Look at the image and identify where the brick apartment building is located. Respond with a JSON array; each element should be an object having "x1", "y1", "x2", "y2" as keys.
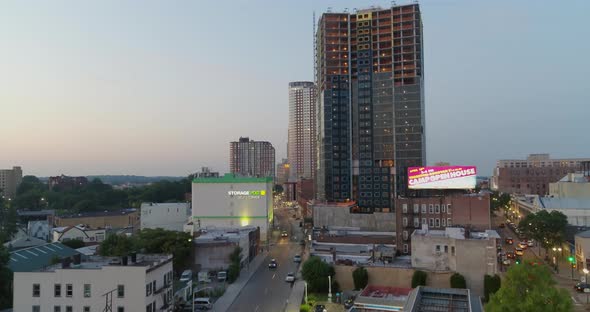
[
  {"x1": 491, "y1": 154, "x2": 590, "y2": 195},
  {"x1": 395, "y1": 193, "x2": 491, "y2": 254}
]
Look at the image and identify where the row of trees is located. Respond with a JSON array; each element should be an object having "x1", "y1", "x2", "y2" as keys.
[
  {"x1": 518, "y1": 210, "x2": 568, "y2": 253},
  {"x1": 11, "y1": 175, "x2": 191, "y2": 213},
  {"x1": 99, "y1": 228, "x2": 192, "y2": 273}
]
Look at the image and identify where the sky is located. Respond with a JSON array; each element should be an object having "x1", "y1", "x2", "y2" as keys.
[{"x1": 1, "y1": 0, "x2": 589, "y2": 177}]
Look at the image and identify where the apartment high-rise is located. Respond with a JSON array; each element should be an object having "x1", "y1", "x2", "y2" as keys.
[
  {"x1": 288, "y1": 81, "x2": 317, "y2": 181},
  {"x1": 230, "y1": 137, "x2": 275, "y2": 178},
  {"x1": 315, "y1": 4, "x2": 425, "y2": 212},
  {"x1": 0, "y1": 166, "x2": 23, "y2": 199}
]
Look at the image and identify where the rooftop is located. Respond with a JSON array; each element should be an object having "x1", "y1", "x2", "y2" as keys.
[
  {"x1": 355, "y1": 285, "x2": 412, "y2": 309},
  {"x1": 17, "y1": 209, "x2": 55, "y2": 217},
  {"x1": 538, "y1": 197, "x2": 590, "y2": 210},
  {"x1": 404, "y1": 286, "x2": 482, "y2": 312},
  {"x1": 413, "y1": 227, "x2": 500, "y2": 240},
  {"x1": 195, "y1": 227, "x2": 258, "y2": 244},
  {"x1": 192, "y1": 173, "x2": 273, "y2": 184},
  {"x1": 9, "y1": 243, "x2": 81, "y2": 272},
  {"x1": 37, "y1": 254, "x2": 172, "y2": 272},
  {"x1": 58, "y1": 208, "x2": 137, "y2": 219}
]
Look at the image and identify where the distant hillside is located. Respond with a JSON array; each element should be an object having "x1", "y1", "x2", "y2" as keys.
[{"x1": 87, "y1": 175, "x2": 185, "y2": 185}]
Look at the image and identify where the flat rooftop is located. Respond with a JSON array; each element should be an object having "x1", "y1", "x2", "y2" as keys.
[
  {"x1": 405, "y1": 286, "x2": 482, "y2": 312},
  {"x1": 38, "y1": 254, "x2": 172, "y2": 272},
  {"x1": 355, "y1": 285, "x2": 412, "y2": 308},
  {"x1": 192, "y1": 173, "x2": 272, "y2": 184},
  {"x1": 58, "y1": 208, "x2": 137, "y2": 219},
  {"x1": 413, "y1": 227, "x2": 500, "y2": 240}
]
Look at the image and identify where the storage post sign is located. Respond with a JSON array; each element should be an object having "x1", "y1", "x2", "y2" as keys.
[
  {"x1": 228, "y1": 190, "x2": 267, "y2": 199},
  {"x1": 408, "y1": 166, "x2": 477, "y2": 190}
]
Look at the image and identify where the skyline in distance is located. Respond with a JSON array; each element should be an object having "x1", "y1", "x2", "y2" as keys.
[{"x1": 1, "y1": 0, "x2": 589, "y2": 177}]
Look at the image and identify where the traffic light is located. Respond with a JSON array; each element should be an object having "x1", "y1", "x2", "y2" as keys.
[
  {"x1": 573, "y1": 263, "x2": 577, "y2": 269},
  {"x1": 568, "y1": 256, "x2": 575, "y2": 263},
  {"x1": 515, "y1": 259, "x2": 521, "y2": 265}
]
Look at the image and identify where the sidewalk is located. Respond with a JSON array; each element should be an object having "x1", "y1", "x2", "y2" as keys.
[
  {"x1": 212, "y1": 252, "x2": 267, "y2": 312},
  {"x1": 284, "y1": 232, "x2": 310, "y2": 312}
]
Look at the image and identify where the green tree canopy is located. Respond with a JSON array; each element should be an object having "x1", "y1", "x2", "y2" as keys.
[
  {"x1": 412, "y1": 270, "x2": 428, "y2": 288},
  {"x1": 491, "y1": 192, "x2": 511, "y2": 212},
  {"x1": 99, "y1": 234, "x2": 138, "y2": 257},
  {"x1": 450, "y1": 273, "x2": 466, "y2": 289},
  {"x1": 135, "y1": 228, "x2": 192, "y2": 272},
  {"x1": 301, "y1": 256, "x2": 335, "y2": 293},
  {"x1": 486, "y1": 263, "x2": 572, "y2": 312},
  {"x1": 0, "y1": 243, "x2": 13, "y2": 309},
  {"x1": 352, "y1": 266, "x2": 369, "y2": 290},
  {"x1": 518, "y1": 210, "x2": 568, "y2": 249}
]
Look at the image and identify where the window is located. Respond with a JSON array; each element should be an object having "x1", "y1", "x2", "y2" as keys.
[
  {"x1": 66, "y1": 307, "x2": 72, "y2": 312},
  {"x1": 421, "y1": 218, "x2": 426, "y2": 225},
  {"x1": 54, "y1": 284, "x2": 61, "y2": 297},
  {"x1": 117, "y1": 285, "x2": 125, "y2": 298},
  {"x1": 447, "y1": 204, "x2": 452, "y2": 214},
  {"x1": 402, "y1": 204, "x2": 408, "y2": 213},
  {"x1": 84, "y1": 284, "x2": 91, "y2": 298},
  {"x1": 421, "y1": 204, "x2": 426, "y2": 213},
  {"x1": 435, "y1": 218, "x2": 440, "y2": 227},
  {"x1": 442, "y1": 204, "x2": 446, "y2": 213},
  {"x1": 146, "y1": 283, "x2": 151, "y2": 296},
  {"x1": 33, "y1": 306, "x2": 40, "y2": 312},
  {"x1": 54, "y1": 306, "x2": 61, "y2": 312},
  {"x1": 118, "y1": 308, "x2": 124, "y2": 312},
  {"x1": 414, "y1": 217, "x2": 420, "y2": 227},
  {"x1": 83, "y1": 307, "x2": 90, "y2": 312},
  {"x1": 429, "y1": 204, "x2": 434, "y2": 214},
  {"x1": 33, "y1": 284, "x2": 40, "y2": 297},
  {"x1": 152, "y1": 302, "x2": 156, "y2": 311},
  {"x1": 447, "y1": 218, "x2": 452, "y2": 226},
  {"x1": 436, "y1": 245, "x2": 441, "y2": 252},
  {"x1": 429, "y1": 218, "x2": 434, "y2": 227},
  {"x1": 146, "y1": 304, "x2": 152, "y2": 312},
  {"x1": 413, "y1": 204, "x2": 419, "y2": 213},
  {"x1": 403, "y1": 244, "x2": 409, "y2": 253},
  {"x1": 403, "y1": 231, "x2": 409, "y2": 240},
  {"x1": 444, "y1": 245, "x2": 449, "y2": 253},
  {"x1": 152, "y1": 281, "x2": 156, "y2": 293},
  {"x1": 402, "y1": 217, "x2": 408, "y2": 227},
  {"x1": 66, "y1": 284, "x2": 73, "y2": 297},
  {"x1": 451, "y1": 246, "x2": 455, "y2": 255},
  {"x1": 435, "y1": 204, "x2": 440, "y2": 213},
  {"x1": 442, "y1": 218, "x2": 446, "y2": 227}
]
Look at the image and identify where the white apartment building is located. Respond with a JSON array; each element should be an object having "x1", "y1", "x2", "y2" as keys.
[
  {"x1": 288, "y1": 81, "x2": 317, "y2": 180},
  {"x1": 141, "y1": 202, "x2": 190, "y2": 232},
  {"x1": 52, "y1": 225, "x2": 106, "y2": 244},
  {"x1": 411, "y1": 227, "x2": 500, "y2": 295},
  {"x1": 13, "y1": 254, "x2": 174, "y2": 312}
]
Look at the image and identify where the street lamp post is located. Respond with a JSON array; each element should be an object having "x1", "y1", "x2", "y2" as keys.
[
  {"x1": 584, "y1": 269, "x2": 590, "y2": 303},
  {"x1": 328, "y1": 275, "x2": 332, "y2": 302},
  {"x1": 304, "y1": 281, "x2": 308, "y2": 304}
]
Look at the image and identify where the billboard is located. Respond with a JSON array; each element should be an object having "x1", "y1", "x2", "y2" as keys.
[{"x1": 408, "y1": 166, "x2": 477, "y2": 190}]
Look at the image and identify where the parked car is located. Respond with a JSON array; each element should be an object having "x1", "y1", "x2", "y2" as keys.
[
  {"x1": 496, "y1": 244, "x2": 502, "y2": 251},
  {"x1": 179, "y1": 270, "x2": 193, "y2": 282},
  {"x1": 268, "y1": 259, "x2": 278, "y2": 269},
  {"x1": 194, "y1": 297, "x2": 212, "y2": 310},
  {"x1": 505, "y1": 237, "x2": 514, "y2": 245},
  {"x1": 515, "y1": 248, "x2": 524, "y2": 256},
  {"x1": 217, "y1": 271, "x2": 227, "y2": 282},
  {"x1": 197, "y1": 271, "x2": 211, "y2": 283},
  {"x1": 314, "y1": 304, "x2": 327, "y2": 312},
  {"x1": 575, "y1": 282, "x2": 590, "y2": 292},
  {"x1": 344, "y1": 298, "x2": 354, "y2": 309},
  {"x1": 527, "y1": 240, "x2": 535, "y2": 247},
  {"x1": 293, "y1": 254, "x2": 302, "y2": 263},
  {"x1": 506, "y1": 251, "x2": 515, "y2": 259},
  {"x1": 281, "y1": 231, "x2": 289, "y2": 237},
  {"x1": 285, "y1": 272, "x2": 296, "y2": 282}
]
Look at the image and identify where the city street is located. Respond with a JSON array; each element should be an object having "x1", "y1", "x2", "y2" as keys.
[
  {"x1": 492, "y1": 212, "x2": 588, "y2": 311},
  {"x1": 228, "y1": 202, "x2": 305, "y2": 312}
]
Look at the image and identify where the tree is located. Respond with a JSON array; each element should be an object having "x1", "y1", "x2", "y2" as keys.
[
  {"x1": 450, "y1": 273, "x2": 466, "y2": 289},
  {"x1": 518, "y1": 210, "x2": 568, "y2": 252},
  {"x1": 227, "y1": 246, "x2": 243, "y2": 283},
  {"x1": 62, "y1": 239, "x2": 85, "y2": 249},
  {"x1": 99, "y1": 234, "x2": 137, "y2": 257},
  {"x1": 486, "y1": 264, "x2": 572, "y2": 312},
  {"x1": 412, "y1": 270, "x2": 427, "y2": 288},
  {"x1": 352, "y1": 266, "x2": 369, "y2": 290},
  {"x1": 136, "y1": 229, "x2": 192, "y2": 273},
  {"x1": 490, "y1": 192, "x2": 511, "y2": 212},
  {"x1": 301, "y1": 256, "x2": 335, "y2": 293},
  {"x1": 0, "y1": 243, "x2": 13, "y2": 309},
  {"x1": 0, "y1": 197, "x2": 18, "y2": 241},
  {"x1": 72, "y1": 199, "x2": 98, "y2": 212},
  {"x1": 484, "y1": 274, "x2": 501, "y2": 302},
  {"x1": 273, "y1": 184, "x2": 284, "y2": 194}
]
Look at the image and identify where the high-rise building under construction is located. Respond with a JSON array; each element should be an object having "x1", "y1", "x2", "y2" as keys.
[{"x1": 315, "y1": 3, "x2": 425, "y2": 212}]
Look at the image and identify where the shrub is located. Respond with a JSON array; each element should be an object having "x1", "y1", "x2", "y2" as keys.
[
  {"x1": 352, "y1": 266, "x2": 369, "y2": 290},
  {"x1": 227, "y1": 263, "x2": 240, "y2": 283},
  {"x1": 450, "y1": 273, "x2": 466, "y2": 289},
  {"x1": 411, "y1": 270, "x2": 427, "y2": 288},
  {"x1": 300, "y1": 305, "x2": 311, "y2": 312}
]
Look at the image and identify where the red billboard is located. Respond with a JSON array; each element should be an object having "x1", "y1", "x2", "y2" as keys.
[{"x1": 408, "y1": 166, "x2": 477, "y2": 190}]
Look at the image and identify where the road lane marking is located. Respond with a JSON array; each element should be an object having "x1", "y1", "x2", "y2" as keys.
[{"x1": 272, "y1": 273, "x2": 276, "y2": 279}]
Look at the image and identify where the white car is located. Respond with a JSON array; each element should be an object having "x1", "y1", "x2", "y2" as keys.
[
  {"x1": 293, "y1": 255, "x2": 302, "y2": 263},
  {"x1": 285, "y1": 272, "x2": 295, "y2": 282},
  {"x1": 527, "y1": 240, "x2": 535, "y2": 247},
  {"x1": 179, "y1": 270, "x2": 192, "y2": 282}
]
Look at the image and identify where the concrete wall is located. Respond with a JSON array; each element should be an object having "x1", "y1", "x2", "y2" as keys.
[
  {"x1": 54, "y1": 212, "x2": 140, "y2": 231},
  {"x1": 313, "y1": 206, "x2": 395, "y2": 231},
  {"x1": 334, "y1": 265, "x2": 452, "y2": 291},
  {"x1": 194, "y1": 243, "x2": 236, "y2": 271},
  {"x1": 550, "y1": 182, "x2": 590, "y2": 198},
  {"x1": 140, "y1": 203, "x2": 190, "y2": 232}
]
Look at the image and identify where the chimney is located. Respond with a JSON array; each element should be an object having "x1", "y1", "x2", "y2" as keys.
[{"x1": 122, "y1": 256, "x2": 128, "y2": 266}]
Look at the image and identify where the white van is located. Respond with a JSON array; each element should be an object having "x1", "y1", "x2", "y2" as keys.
[
  {"x1": 179, "y1": 270, "x2": 192, "y2": 282},
  {"x1": 194, "y1": 297, "x2": 212, "y2": 310}
]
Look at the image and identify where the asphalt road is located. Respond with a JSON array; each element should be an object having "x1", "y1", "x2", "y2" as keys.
[{"x1": 228, "y1": 205, "x2": 305, "y2": 312}]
